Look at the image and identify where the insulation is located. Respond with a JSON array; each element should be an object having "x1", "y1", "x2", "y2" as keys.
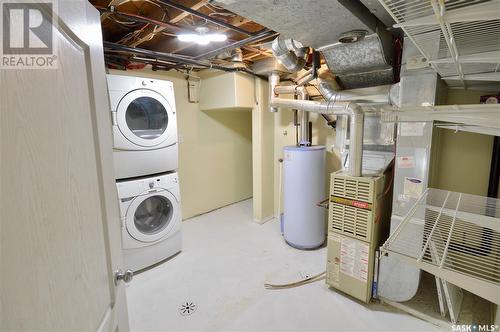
[{"x1": 214, "y1": 0, "x2": 377, "y2": 48}]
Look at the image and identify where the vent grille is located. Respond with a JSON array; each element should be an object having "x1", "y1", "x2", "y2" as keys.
[
  {"x1": 330, "y1": 203, "x2": 371, "y2": 241},
  {"x1": 332, "y1": 177, "x2": 372, "y2": 203}
]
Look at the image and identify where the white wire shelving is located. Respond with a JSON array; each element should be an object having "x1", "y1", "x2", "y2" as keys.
[
  {"x1": 380, "y1": 188, "x2": 500, "y2": 305},
  {"x1": 380, "y1": 102, "x2": 500, "y2": 136},
  {"x1": 378, "y1": 0, "x2": 500, "y2": 87}
]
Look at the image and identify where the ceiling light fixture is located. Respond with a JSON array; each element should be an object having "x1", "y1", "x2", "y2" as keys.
[{"x1": 177, "y1": 27, "x2": 227, "y2": 46}]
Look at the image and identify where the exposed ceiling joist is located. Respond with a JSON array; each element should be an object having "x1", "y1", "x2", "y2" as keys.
[
  {"x1": 100, "y1": 0, "x2": 129, "y2": 23},
  {"x1": 166, "y1": 15, "x2": 251, "y2": 55},
  {"x1": 127, "y1": 0, "x2": 208, "y2": 47},
  {"x1": 91, "y1": 0, "x2": 273, "y2": 69},
  {"x1": 157, "y1": 0, "x2": 256, "y2": 36}
]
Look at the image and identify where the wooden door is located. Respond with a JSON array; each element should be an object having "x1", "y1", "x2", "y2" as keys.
[{"x1": 0, "y1": 1, "x2": 129, "y2": 330}]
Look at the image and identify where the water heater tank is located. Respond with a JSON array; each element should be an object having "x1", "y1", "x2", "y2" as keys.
[{"x1": 283, "y1": 145, "x2": 326, "y2": 249}]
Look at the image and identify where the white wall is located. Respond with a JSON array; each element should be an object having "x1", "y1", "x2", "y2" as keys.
[{"x1": 252, "y1": 78, "x2": 275, "y2": 223}]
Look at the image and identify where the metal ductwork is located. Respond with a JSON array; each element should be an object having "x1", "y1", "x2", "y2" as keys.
[
  {"x1": 319, "y1": 30, "x2": 394, "y2": 89},
  {"x1": 271, "y1": 37, "x2": 308, "y2": 73},
  {"x1": 214, "y1": 0, "x2": 378, "y2": 48},
  {"x1": 214, "y1": 0, "x2": 395, "y2": 89}
]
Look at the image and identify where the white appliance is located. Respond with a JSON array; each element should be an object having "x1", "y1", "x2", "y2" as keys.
[
  {"x1": 283, "y1": 145, "x2": 326, "y2": 249},
  {"x1": 107, "y1": 74, "x2": 178, "y2": 179},
  {"x1": 117, "y1": 172, "x2": 182, "y2": 271}
]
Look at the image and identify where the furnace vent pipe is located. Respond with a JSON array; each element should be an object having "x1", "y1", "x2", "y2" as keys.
[
  {"x1": 271, "y1": 37, "x2": 308, "y2": 73},
  {"x1": 269, "y1": 71, "x2": 280, "y2": 113},
  {"x1": 297, "y1": 87, "x2": 310, "y2": 147},
  {"x1": 270, "y1": 96, "x2": 364, "y2": 177}
]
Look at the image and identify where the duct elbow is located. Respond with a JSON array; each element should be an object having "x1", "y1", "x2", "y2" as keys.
[
  {"x1": 346, "y1": 102, "x2": 363, "y2": 118},
  {"x1": 271, "y1": 36, "x2": 308, "y2": 73}
]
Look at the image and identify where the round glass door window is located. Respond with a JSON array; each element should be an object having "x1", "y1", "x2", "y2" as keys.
[
  {"x1": 134, "y1": 195, "x2": 173, "y2": 235},
  {"x1": 126, "y1": 96, "x2": 169, "y2": 140}
]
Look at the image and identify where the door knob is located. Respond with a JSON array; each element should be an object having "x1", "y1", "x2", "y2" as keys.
[{"x1": 114, "y1": 269, "x2": 134, "y2": 285}]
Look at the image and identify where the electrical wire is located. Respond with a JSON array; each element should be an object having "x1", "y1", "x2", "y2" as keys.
[
  {"x1": 111, "y1": 0, "x2": 170, "y2": 44},
  {"x1": 207, "y1": 2, "x2": 227, "y2": 11},
  {"x1": 264, "y1": 271, "x2": 326, "y2": 289}
]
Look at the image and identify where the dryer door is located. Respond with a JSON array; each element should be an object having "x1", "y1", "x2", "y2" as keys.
[
  {"x1": 125, "y1": 190, "x2": 179, "y2": 243},
  {"x1": 116, "y1": 89, "x2": 174, "y2": 148}
]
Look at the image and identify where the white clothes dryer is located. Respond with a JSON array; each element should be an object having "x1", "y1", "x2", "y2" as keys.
[
  {"x1": 117, "y1": 172, "x2": 182, "y2": 271},
  {"x1": 107, "y1": 74, "x2": 178, "y2": 179}
]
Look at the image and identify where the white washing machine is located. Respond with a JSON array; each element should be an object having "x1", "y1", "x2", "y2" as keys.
[
  {"x1": 107, "y1": 74, "x2": 178, "y2": 179},
  {"x1": 117, "y1": 172, "x2": 182, "y2": 271}
]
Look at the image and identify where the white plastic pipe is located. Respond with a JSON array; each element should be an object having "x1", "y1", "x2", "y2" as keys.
[
  {"x1": 268, "y1": 71, "x2": 280, "y2": 113},
  {"x1": 297, "y1": 87, "x2": 310, "y2": 146},
  {"x1": 270, "y1": 96, "x2": 364, "y2": 177}
]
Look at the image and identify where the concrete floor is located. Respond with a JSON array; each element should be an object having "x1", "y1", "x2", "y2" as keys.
[{"x1": 126, "y1": 199, "x2": 439, "y2": 331}]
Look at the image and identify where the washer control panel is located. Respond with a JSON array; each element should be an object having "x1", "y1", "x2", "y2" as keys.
[
  {"x1": 145, "y1": 174, "x2": 178, "y2": 191},
  {"x1": 116, "y1": 173, "x2": 178, "y2": 199}
]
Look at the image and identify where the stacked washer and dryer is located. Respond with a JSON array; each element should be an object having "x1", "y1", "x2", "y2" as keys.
[{"x1": 107, "y1": 75, "x2": 182, "y2": 272}]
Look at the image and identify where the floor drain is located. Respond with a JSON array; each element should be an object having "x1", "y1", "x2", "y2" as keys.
[{"x1": 179, "y1": 302, "x2": 197, "y2": 316}]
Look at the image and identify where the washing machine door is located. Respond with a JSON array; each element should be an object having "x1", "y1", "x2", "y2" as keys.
[
  {"x1": 116, "y1": 89, "x2": 174, "y2": 148},
  {"x1": 125, "y1": 190, "x2": 179, "y2": 243}
]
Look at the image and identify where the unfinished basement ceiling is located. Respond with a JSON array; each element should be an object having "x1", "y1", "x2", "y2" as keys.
[
  {"x1": 90, "y1": 0, "x2": 277, "y2": 70},
  {"x1": 213, "y1": 0, "x2": 380, "y2": 48}
]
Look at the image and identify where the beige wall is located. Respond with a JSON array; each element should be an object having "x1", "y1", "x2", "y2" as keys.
[
  {"x1": 433, "y1": 89, "x2": 498, "y2": 197},
  {"x1": 252, "y1": 79, "x2": 275, "y2": 222},
  {"x1": 109, "y1": 68, "x2": 253, "y2": 219}
]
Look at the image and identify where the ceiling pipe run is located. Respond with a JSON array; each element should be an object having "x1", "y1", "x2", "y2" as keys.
[{"x1": 103, "y1": 41, "x2": 262, "y2": 76}]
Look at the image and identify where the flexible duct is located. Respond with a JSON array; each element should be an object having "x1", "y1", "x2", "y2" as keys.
[{"x1": 271, "y1": 37, "x2": 308, "y2": 73}]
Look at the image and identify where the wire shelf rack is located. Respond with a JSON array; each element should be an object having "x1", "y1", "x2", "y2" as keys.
[
  {"x1": 378, "y1": 0, "x2": 500, "y2": 86},
  {"x1": 380, "y1": 188, "x2": 500, "y2": 304},
  {"x1": 380, "y1": 103, "x2": 500, "y2": 136}
]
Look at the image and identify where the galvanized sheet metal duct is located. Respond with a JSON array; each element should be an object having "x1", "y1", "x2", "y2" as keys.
[{"x1": 215, "y1": 0, "x2": 394, "y2": 89}]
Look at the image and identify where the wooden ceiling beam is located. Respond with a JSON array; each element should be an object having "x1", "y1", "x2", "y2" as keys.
[
  {"x1": 100, "y1": 0, "x2": 129, "y2": 23},
  {"x1": 126, "y1": 0, "x2": 208, "y2": 47}
]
